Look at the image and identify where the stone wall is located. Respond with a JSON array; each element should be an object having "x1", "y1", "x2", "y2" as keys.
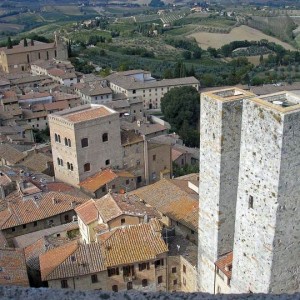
[
  {"x1": 0, "y1": 285, "x2": 298, "y2": 299},
  {"x1": 198, "y1": 90, "x2": 247, "y2": 293},
  {"x1": 231, "y1": 99, "x2": 300, "y2": 293}
]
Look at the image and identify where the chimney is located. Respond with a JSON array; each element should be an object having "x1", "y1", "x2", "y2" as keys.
[
  {"x1": 70, "y1": 201, "x2": 76, "y2": 208},
  {"x1": 52, "y1": 197, "x2": 59, "y2": 204}
]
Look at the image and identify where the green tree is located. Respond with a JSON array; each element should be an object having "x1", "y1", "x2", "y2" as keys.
[
  {"x1": 7, "y1": 36, "x2": 12, "y2": 49},
  {"x1": 161, "y1": 86, "x2": 200, "y2": 147},
  {"x1": 163, "y1": 68, "x2": 173, "y2": 79}
]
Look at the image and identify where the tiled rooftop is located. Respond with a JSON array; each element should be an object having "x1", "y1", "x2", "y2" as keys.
[
  {"x1": 79, "y1": 169, "x2": 135, "y2": 193},
  {"x1": 0, "y1": 143, "x2": 27, "y2": 164},
  {"x1": 40, "y1": 220, "x2": 167, "y2": 281},
  {"x1": 215, "y1": 251, "x2": 233, "y2": 279},
  {"x1": 75, "y1": 199, "x2": 98, "y2": 225},
  {"x1": 94, "y1": 193, "x2": 160, "y2": 223},
  {"x1": 130, "y1": 178, "x2": 199, "y2": 231},
  {"x1": 41, "y1": 240, "x2": 106, "y2": 281},
  {"x1": 104, "y1": 220, "x2": 167, "y2": 267},
  {"x1": 52, "y1": 105, "x2": 115, "y2": 123},
  {"x1": 0, "y1": 191, "x2": 89, "y2": 229}
]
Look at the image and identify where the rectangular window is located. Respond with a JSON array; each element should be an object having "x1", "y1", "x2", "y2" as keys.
[
  {"x1": 61, "y1": 280, "x2": 68, "y2": 288},
  {"x1": 139, "y1": 262, "x2": 150, "y2": 271},
  {"x1": 173, "y1": 279, "x2": 177, "y2": 285},
  {"x1": 108, "y1": 268, "x2": 119, "y2": 277},
  {"x1": 158, "y1": 276, "x2": 163, "y2": 284},
  {"x1": 81, "y1": 138, "x2": 89, "y2": 148},
  {"x1": 183, "y1": 265, "x2": 186, "y2": 273},
  {"x1": 91, "y1": 274, "x2": 98, "y2": 283},
  {"x1": 155, "y1": 259, "x2": 164, "y2": 268},
  {"x1": 153, "y1": 154, "x2": 156, "y2": 161},
  {"x1": 112, "y1": 285, "x2": 118, "y2": 292},
  {"x1": 172, "y1": 267, "x2": 176, "y2": 273},
  {"x1": 121, "y1": 218, "x2": 125, "y2": 225},
  {"x1": 249, "y1": 195, "x2": 254, "y2": 209}
]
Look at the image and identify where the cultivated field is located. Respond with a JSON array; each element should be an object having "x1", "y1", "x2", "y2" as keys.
[
  {"x1": 188, "y1": 25, "x2": 296, "y2": 50},
  {"x1": 0, "y1": 23, "x2": 24, "y2": 32}
]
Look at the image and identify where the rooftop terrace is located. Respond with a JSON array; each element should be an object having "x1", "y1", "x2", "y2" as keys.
[
  {"x1": 205, "y1": 88, "x2": 255, "y2": 102},
  {"x1": 255, "y1": 91, "x2": 300, "y2": 113}
]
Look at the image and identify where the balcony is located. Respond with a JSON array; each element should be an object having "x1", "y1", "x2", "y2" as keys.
[{"x1": 123, "y1": 275, "x2": 136, "y2": 282}]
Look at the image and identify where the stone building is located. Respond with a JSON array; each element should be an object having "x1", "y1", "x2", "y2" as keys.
[
  {"x1": 75, "y1": 192, "x2": 160, "y2": 243},
  {"x1": 0, "y1": 33, "x2": 67, "y2": 74},
  {"x1": 106, "y1": 70, "x2": 200, "y2": 109},
  {"x1": 40, "y1": 220, "x2": 168, "y2": 292},
  {"x1": 198, "y1": 88, "x2": 300, "y2": 294},
  {"x1": 48, "y1": 104, "x2": 123, "y2": 186}
]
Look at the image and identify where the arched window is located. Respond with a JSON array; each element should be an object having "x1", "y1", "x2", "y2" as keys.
[
  {"x1": 68, "y1": 139, "x2": 71, "y2": 147},
  {"x1": 58, "y1": 135, "x2": 61, "y2": 143},
  {"x1": 65, "y1": 137, "x2": 68, "y2": 146},
  {"x1": 57, "y1": 157, "x2": 60, "y2": 165},
  {"x1": 102, "y1": 133, "x2": 108, "y2": 142},
  {"x1": 84, "y1": 163, "x2": 90, "y2": 172},
  {"x1": 55, "y1": 134, "x2": 58, "y2": 142},
  {"x1": 105, "y1": 159, "x2": 110, "y2": 166},
  {"x1": 60, "y1": 159, "x2": 63, "y2": 166},
  {"x1": 70, "y1": 164, "x2": 73, "y2": 171},
  {"x1": 67, "y1": 162, "x2": 70, "y2": 170}
]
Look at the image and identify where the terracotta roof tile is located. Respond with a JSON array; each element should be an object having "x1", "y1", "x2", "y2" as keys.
[
  {"x1": 79, "y1": 169, "x2": 118, "y2": 192},
  {"x1": 64, "y1": 106, "x2": 112, "y2": 123},
  {"x1": 0, "y1": 41, "x2": 55, "y2": 55},
  {"x1": 215, "y1": 251, "x2": 233, "y2": 279},
  {"x1": 0, "y1": 191, "x2": 89, "y2": 229},
  {"x1": 103, "y1": 221, "x2": 168, "y2": 267},
  {"x1": 79, "y1": 169, "x2": 134, "y2": 193},
  {"x1": 40, "y1": 240, "x2": 78, "y2": 280},
  {"x1": 75, "y1": 199, "x2": 98, "y2": 225},
  {"x1": 21, "y1": 152, "x2": 52, "y2": 173},
  {"x1": 172, "y1": 148, "x2": 183, "y2": 161},
  {"x1": 0, "y1": 143, "x2": 27, "y2": 164},
  {"x1": 41, "y1": 241, "x2": 106, "y2": 281},
  {"x1": 0, "y1": 248, "x2": 29, "y2": 286},
  {"x1": 40, "y1": 220, "x2": 166, "y2": 281},
  {"x1": 130, "y1": 179, "x2": 199, "y2": 231}
]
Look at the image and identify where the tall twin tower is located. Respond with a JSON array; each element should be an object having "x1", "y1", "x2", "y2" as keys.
[{"x1": 198, "y1": 88, "x2": 300, "y2": 294}]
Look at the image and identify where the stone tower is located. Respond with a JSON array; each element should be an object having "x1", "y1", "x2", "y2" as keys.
[
  {"x1": 198, "y1": 88, "x2": 255, "y2": 293},
  {"x1": 54, "y1": 31, "x2": 68, "y2": 60},
  {"x1": 231, "y1": 91, "x2": 300, "y2": 293}
]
